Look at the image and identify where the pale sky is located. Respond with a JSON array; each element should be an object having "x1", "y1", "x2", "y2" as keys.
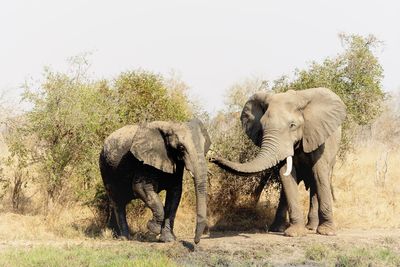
[{"x1": 1, "y1": 0, "x2": 399, "y2": 114}]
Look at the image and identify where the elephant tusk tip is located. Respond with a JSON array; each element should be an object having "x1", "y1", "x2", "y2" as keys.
[{"x1": 283, "y1": 156, "x2": 293, "y2": 176}]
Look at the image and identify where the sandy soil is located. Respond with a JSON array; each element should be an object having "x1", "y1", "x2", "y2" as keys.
[{"x1": 1, "y1": 229, "x2": 399, "y2": 266}]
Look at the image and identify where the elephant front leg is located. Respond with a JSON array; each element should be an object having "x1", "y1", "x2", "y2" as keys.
[
  {"x1": 279, "y1": 166, "x2": 307, "y2": 237},
  {"x1": 269, "y1": 188, "x2": 289, "y2": 232},
  {"x1": 313, "y1": 164, "x2": 336, "y2": 236},
  {"x1": 306, "y1": 183, "x2": 319, "y2": 231},
  {"x1": 159, "y1": 177, "x2": 183, "y2": 243}
]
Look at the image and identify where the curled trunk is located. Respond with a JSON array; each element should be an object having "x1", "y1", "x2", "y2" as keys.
[{"x1": 212, "y1": 130, "x2": 292, "y2": 175}]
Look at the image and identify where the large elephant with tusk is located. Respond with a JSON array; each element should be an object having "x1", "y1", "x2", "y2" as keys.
[{"x1": 211, "y1": 88, "x2": 346, "y2": 237}]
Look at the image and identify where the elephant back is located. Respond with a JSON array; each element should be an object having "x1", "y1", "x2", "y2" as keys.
[{"x1": 103, "y1": 125, "x2": 139, "y2": 167}]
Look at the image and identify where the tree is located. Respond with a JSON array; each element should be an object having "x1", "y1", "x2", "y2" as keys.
[
  {"x1": 225, "y1": 76, "x2": 269, "y2": 113},
  {"x1": 272, "y1": 33, "x2": 385, "y2": 154},
  {"x1": 208, "y1": 34, "x2": 386, "y2": 227},
  {"x1": 114, "y1": 70, "x2": 192, "y2": 124},
  {"x1": 207, "y1": 77, "x2": 278, "y2": 230},
  {"x1": 7, "y1": 56, "x2": 194, "y2": 212}
]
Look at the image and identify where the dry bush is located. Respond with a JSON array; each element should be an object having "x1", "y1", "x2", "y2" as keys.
[{"x1": 206, "y1": 111, "x2": 282, "y2": 231}]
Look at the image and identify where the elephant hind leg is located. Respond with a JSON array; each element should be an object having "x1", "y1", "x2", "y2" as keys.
[
  {"x1": 112, "y1": 202, "x2": 131, "y2": 240},
  {"x1": 306, "y1": 183, "x2": 319, "y2": 231},
  {"x1": 103, "y1": 181, "x2": 132, "y2": 240},
  {"x1": 313, "y1": 162, "x2": 336, "y2": 236},
  {"x1": 108, "y1": 207, "x2": 121, "y2": 237}
]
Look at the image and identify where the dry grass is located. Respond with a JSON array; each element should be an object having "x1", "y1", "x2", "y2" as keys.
[
  {"x1": 292, "y1": 143, "x2": 400, "y2": 230},
  {"x1": 333, "y1": 143, "x2": 400, "y2": 229}
]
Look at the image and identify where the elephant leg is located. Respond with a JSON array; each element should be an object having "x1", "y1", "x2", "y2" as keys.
[
  {"x1": 108, "y1": 207, "x2": 121, "y2": 237},
  {"x1": 133, "y1": 181, "x2": 164, "y2": 235},
  {"x1": 279, "y1": 166, "x2": 307, "y2": 237},
  {"x1": 159, "y1": 176, "x2": 183, "y2": 243},
  {"x1": 269, "y1": 188, "x2": 289, "y2": 232},
  {"x1": 306, "y1": 182, "x2": 319, "y2": 231},
  {"x1": 112, "y1": 203, "x2": 131, "y2": 240},
  {"x1": 104, "y1": 181, "x2": 132, "y2": 240},
  {"x1": 313, "y1": 163, "x2": 336, "y2": 236}
]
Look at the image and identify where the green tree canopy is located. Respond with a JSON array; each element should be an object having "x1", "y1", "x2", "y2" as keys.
[
  {"x1": 273, "y1": 33, "x2": 385, "y2": 126},
  {"x1": 7, "y1": 57, "x2": 193, "y2": 210}
]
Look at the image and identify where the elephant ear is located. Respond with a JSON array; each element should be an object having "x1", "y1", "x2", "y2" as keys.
[
  {"x1": 240, "y1": 92, "x2": 270, "y2": 147},
  {"x1": 130, "y1": 126, "x2": 175, "y2": 174},
  {"x1": 299, "y1": 87, "x2": 347, "y2": 153}
]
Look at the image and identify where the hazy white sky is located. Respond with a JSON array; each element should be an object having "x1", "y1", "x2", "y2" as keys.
[{"x1": 1, "y1": 0, "x2": 399, "y2": 113}]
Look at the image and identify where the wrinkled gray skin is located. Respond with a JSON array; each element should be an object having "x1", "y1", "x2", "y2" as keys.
[
  {"x1": 212, "y1": 88, "x2": 346, "y2": 237},
  {"x1": 100, "y1": 118, "x2": 211, "y2": 244}
]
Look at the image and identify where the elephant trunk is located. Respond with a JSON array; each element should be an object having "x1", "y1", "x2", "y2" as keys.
[
  {"x1": 186, "y1": 153, "x2": 208, "y2": 244},
  {"x1": 212, "y1": 129, "x2": 293, "y2": 175}
]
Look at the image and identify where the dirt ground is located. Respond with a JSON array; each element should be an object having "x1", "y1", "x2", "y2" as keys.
[{"x1": 1, "y1": 229, "x2": 399, "y2": 266}]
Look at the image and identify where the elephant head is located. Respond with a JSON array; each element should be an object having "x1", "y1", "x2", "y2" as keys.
[
  {"x1": 212, "y1": 88, "x2": 346, "y2": 175},
  {"x1": 130, "y1": 118, "x2": 211, "y2": 243}
]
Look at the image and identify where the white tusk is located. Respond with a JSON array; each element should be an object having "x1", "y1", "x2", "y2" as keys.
[
  {"x1": 283, "y1": 156, "x2": 293, "y2": 176},
  {"x1": 188, "y1": 171, "x2": 195, "y2": 178}
]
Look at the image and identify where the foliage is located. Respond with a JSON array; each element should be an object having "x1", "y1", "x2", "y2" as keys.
[
  {"x1": 209, "y1": 113, "x2": 262, "y2": 208},
  {"x1": 114, "y1": 70, "x2": 192, "y2": 124},
  {"x1": 208, "y1": 78, "x2": 279, "y2": 229},
  {"x1": 1, "y1": 33, "x2": 390, "y2": 234},
  {"x1": 6, "y1": 55, "x2": 193, "y2": 213},
  {"x1": 225, "y1": 76, "x2": 269, "y2": 112},
  {"x1": 208, "y1": 34, "x2": 386, "y2": 228},
  {"x1": 272, "y1": 34, "x2": 385, "y2": 155},
  {"x1": 0, "y1": 163, "x2": 7, "y2": 201}
]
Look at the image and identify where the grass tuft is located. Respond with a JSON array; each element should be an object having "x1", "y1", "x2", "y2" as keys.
[{"x1": 0, "y1": 244, "x2": 176, "y2": 267}]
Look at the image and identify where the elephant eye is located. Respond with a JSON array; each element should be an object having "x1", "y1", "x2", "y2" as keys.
[{"x1": 289, "y1": 122, "x2": 296, "y2": 129}]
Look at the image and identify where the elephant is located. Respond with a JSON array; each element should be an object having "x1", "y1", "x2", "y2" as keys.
[
  {"x1": 99, "y1": 118, "x2": 211, "y2": 244},
  {"x1": 211, "y1": 87, "x2": 346, "y2": 237}
]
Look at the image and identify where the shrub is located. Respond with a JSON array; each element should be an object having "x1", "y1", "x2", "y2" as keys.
[
  {"x1": 6, "y1": 55, "x2": 193, "y2": 216},
  {"x1": 272, "y1": 34, "x2": 385, "y2": 156}
]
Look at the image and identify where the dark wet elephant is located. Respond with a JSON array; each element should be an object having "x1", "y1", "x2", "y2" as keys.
[
  {"x1": 212, "y1": 88, "x2": 346, "y2": 237},
  {"x1": 100, "y1": 118, "x2": 211, "y2": 243}
]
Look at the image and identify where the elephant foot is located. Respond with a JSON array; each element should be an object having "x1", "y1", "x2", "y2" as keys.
[
  {"x1": 316, "y1": 223, "x2": 336, "y2": 236},
  {"x1": 147, "y1": 219, "x2": 162, "y2": 235},
  {"x1": 284, "y1": 224, "x2": 307, "y2": 237},
  {"x1": 269, "y1": 221, "x2": 289, "y2": 232},
  {"x1": 159, "y1": 228, "x2": 176, "y2": 243},
  {"x1": 305, "y1": 220, "x2": 319, "y2": 231}
]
